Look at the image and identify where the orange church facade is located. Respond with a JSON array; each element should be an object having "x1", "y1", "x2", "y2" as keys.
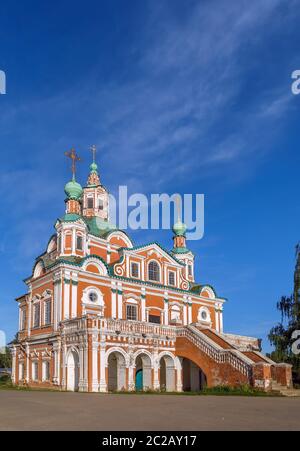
[{"x1": 11, "y1": 150, "x2": 292, "y2": 392}]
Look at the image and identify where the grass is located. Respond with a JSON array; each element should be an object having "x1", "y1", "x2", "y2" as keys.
[
  {"x1": 110, "y1": 385, "x2": 282, "y2": 397},
  {"x1": 0, "y1": 377, "x2": 282, "y2": 396}
]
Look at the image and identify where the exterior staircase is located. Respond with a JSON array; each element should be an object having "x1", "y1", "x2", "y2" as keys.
[{"x1": 177, "y1": 324, "x2": 293, "y2": 391}]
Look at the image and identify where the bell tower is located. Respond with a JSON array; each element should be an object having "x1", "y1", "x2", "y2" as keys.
[{"x1": 82, "y1": 145, "x2": 109, "y2": 221}]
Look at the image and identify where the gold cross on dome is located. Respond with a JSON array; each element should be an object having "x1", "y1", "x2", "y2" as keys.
[
  {"x1": 90, "y1": 144, "x2": 97, "y2": 163},
  {"x1": 65, "y1": 148, "x2": 81, "y2": 179}
]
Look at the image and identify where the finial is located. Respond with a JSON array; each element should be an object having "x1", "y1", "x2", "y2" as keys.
[
  {"x1": 65, "y1": 148, "x2": 81, "y2": 181},
  {"x1": 90, "y1": 144, "x2": 97, "y2": 163},
  {"x1": 175, "y1": 194, "x2": 182, "y2": 222}
]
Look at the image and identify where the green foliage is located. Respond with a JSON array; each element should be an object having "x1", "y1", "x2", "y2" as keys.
[
  {"x1": 0, "y1": 347, "x2": 12, "y2": 369},
  {"x1": 268, "y1": 245, "x2": 300, "y2": 373}
]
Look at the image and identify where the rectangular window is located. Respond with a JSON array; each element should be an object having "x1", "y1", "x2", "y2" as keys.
[
  {"x1": 126, "y1": 304, "x2": 137, "y2": 321},
  {"x1": 33, "y1": 304, "x2": 40, "y2": 328},
  {"x1": 42, "y1": 361, "x2": 50, "y2": 381},
  {"x1": 188, "y1": 264, "x2": 193, "y2": 276},
  {"x1": 44, "y1": 300, "x2": 51, "y2": 325},
  {"x1": 87, "y1": 197, "x2": 94, "y2": 209},
  {"x1": 168, "y1": 271, "x2": 175, "y2": 286},
  {"x1": 19, "y1": 363, "x2": 24, "y2": 380},
  {"x1": 99, "y1": 199, "x2": 104, "y2": 210},
  {"x1": 149, "y1": 314, "x2": 161, "y2": 324},
  {"x1": 131, "y1": 262, "x2": 139, "y2": 278},
  {"x1": 32, "y1": 362, "x2": 38, "y2": 381},
  {"x1": 76, "y1": 235, "x2": 83, "y2": 250},
  {"x1": 20, "y1": 308, "x2": 26, "y2": 330}
]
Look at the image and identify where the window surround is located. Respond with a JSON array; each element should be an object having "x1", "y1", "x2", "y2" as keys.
[
  {"x1": 126, "y1": 304, "x2": 138, "y2": 321},
  {"x1": 76, "y1": 234, "x2": 83, "y2": 251},
  {"x1": 148, "y1": 260, "x2": 161, "y2": 282},
  {"x1": 42, "y1": 361, "x2": 50, "y2": 381},
  {"x1": 130, "y1": 262, "x2": 139, "y2": 279},
  {"x1": 168, "y1": 270, "x2": 176, "y2": 286},
  {"x1": 44, "y1": 299, "x2": 51, "y2": 326},
  {"x1": 32, "y1": 361, "x2": 39, "y2": 381}
]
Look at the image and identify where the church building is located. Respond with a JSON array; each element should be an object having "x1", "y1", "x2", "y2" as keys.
[{"x1": 11, "y1": 148, "x2": 292, "y2": 392}]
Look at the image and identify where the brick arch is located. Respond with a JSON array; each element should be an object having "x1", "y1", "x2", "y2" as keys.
[{"x1": 175, "y1": 336, "x2": 249, "y2": 388}]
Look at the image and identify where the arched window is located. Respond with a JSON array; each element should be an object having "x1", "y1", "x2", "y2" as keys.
[
  {"x1": 148, "y1": 261, "x2": 160, "y2": 282},
  {"x1": 76, "y1": 235, "x2": 83, "y2": 250},
  {"x1": 170, "y1": 305, "x2": 181, "y2": 322}
]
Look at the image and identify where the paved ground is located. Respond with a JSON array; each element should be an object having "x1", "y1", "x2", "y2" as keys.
[{"x1": 0, "y1": 390, "x2": 299, "y2": 431}]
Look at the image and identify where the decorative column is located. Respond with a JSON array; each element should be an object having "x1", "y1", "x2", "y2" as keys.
[
  {"x1": 27, "y1": 288, "x2": 32, "y2": 337},
  {"x1": 92, "y1": 334, "x2": 99, "y2": 392},
  {"x1": 111, "y1": 282, "x2": 117, "y2": 319},
  {"x1": 153, "y1": 350, "x2": 160, "y2": 390},
  {"x1": 53, "y1": 273, "x2": 62, "y2": 330},
  {"x1": 219, "y1": 306, "x2": 224, "y2": 333},
  {"x1": 83, "y1": 340, "x2": 89, "y2": 391},
  {"x1": 164, "y1": 294, "x2": 169, "y2": 325},
  {"x1": 107, "y1": 245, "x2": 111, "y2": 264},
  {"x1": 61, "y1": 343, "x2": 67, "y2": 389},
  {"x1": 183, "y1": 297, "x2": 188, "y2": 325},
  {"x1": 128, "y1": 365, "x2": 135, "y2": 391},
  {"x1": 26, "y1": 343, "x2": 30, "y2": 383},
  {"x1": 99, "y1": 338, "x2": 107, "y2": 393},
  {"x1": 141, "y1": 288, "x2": 146, "y2": 322},
  {"x1": 117, "y1": 283, "x2": 123, "y2": 319},
  {"x1": 78, "y1": 343, "x2": 85, "y2": 392},
  {"x1": 187, "y1": 297, "x2": 192, "y2": 324},
  {"x1": 71, "y1": 272, "x2": 78, "y2": 318},
  {"x1": 71, "y1": 228, "x2": 76, "y2": 255},
  {"x1": 214, "y1": 303, "x2": 220, "y2": 332},
  {"x1": 11, "y1": 347, "x2": 17, "y2": 384},
  {"x1": 176, "y1": 358, "x2": 183, "y2": 392},
  {"x1": 63, "y1": 272, "x2": 71, "y2": 320}
]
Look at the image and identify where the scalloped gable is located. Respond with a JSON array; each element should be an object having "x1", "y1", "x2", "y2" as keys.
[{"x1": 119, "y1": 242, "x2": 186, "y2": 267}]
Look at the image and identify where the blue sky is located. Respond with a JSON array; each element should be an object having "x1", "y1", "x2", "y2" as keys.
[{"x1": 0, "y1": 0, "x2": 300, "y2": 351}]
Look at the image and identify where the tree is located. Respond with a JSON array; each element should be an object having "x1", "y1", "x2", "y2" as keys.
[
  {"x1": 0, "y1": 347, "x2": 12, "y2": 369},
  {"x1": 268, "y1": 244, "x2": 300, "y2": 383}
]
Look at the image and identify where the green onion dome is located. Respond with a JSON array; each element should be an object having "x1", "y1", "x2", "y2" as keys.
[
  {"x1": 64, "y1": 179, "x2": 83, "y2": 200},
  {"x1": 90, "y1": 162, "x2": 98, "y2": 173},
  {"x1": 172, "y1": 220, "x2": 187, "y2": 236}
]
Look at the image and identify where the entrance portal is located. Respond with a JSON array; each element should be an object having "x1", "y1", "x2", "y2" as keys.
[{"x1": 67, "y1": 350, "x2": 79, "y2": 391}]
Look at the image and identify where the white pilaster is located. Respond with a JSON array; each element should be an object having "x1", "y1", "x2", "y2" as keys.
[
  {"x1": 164, "y1": 293, "x2": 169, "y2": 325},
  {"x1": 11, "y1": 347, "x2": 16, "y2": 384},
  {"x1": 99, "y1": 340, "x2": 107, "y2": 393},
  {"x1": 71, "y1": 272, "x2": 78, "y2": 318},
  {"x1": 117, "y1": 283, "x2": 123, "y2": 319},
  {"x1": 183, "y1": 298, "x2": 188, "y2": 326},
  {"x1": 188, "y1": 297, "x2": 192, "y2": 324},
  {"x1": 63, "y1": 275, "x2": 70, "y2": 320},
  {"x1": 79, "y1": 345, "x2": 84, "y2": 391},
  {"x1": 219, "y1": 308, "x2": 224, "y2": 333},
  {"x1": 128, "y1": 365, "x2": 135, "y2": 391},
  {"x1": 72, "y1": 228, "x2": 76, "y2": 255},
  {"x1": 26, "y1": 343, "x2": 30, "y2": 382},
  {"x1": 92, "y1": 340, "x2": 99, "y2": 392},
  {"x1": 141, "y1": 287, "x2": 146, "y2": 322},
  {"x1": 111, "y1": 282, "x2": 117, "y2": 319},
  {"x1": 176, "y1": 358, "x2": 183, "y2": 392}
]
